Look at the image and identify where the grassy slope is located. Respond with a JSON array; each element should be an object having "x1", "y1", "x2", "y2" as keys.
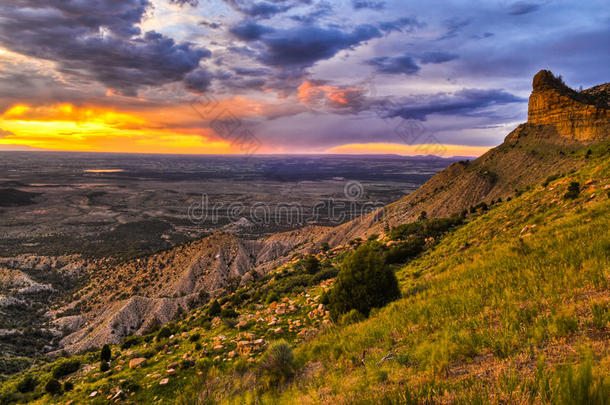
[
  {"x1": 1, "y1": 145, "x2": 608, "y2": 404},
  {"x1": 270, "y1": 145, "x2": 610, "y2": 404}
]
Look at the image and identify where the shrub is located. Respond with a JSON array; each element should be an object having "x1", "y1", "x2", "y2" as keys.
[
  {"x1": 63, "y1": 381, "x2": 74, "y2": 392},
  {"x1": 564, "y1": 182, "x2": 581, "y2": 199},
  {"x1": 52, "y1": 359, "x2": 81, "y2": 379},
  {"x1": 100, "y1": 361, "x2": 110, "y2": 372},
  {"x1": 385, "y1": 238, "x2": 425, "y2": 264},
  {"x1": 100, "y1": 344, "x2": 111, "y2": 362},
  {"x1": 189, "y1": 333, "x2": 200, "y2": 342},
  {"x1": 16, "y1": 374, "x2": 38, "y2": 393},
  {"x1": 262, "y1": 340, "x2": 295, "y2": 382},
  {"x1": 45, "y1": 378, "x2": 62, "y2": 395},
  {"x1": 300, "y1": 255, "x2": 320, "y2": 274},
  {"x1": 266, "y1": 292, "x2": 279, "y2": 304},
  {"x1": 329, "y1": 244, "x2": 400, "y2": 319},
  {"x1": 320, "y1": 242, "x2": 330, "y2": 252},
  {"x1": 207, "y1": 300, "x2": 221, "y2": 317},
  {"x1": 121, "y1": 335, "x2": 142, "y2": 349},
  {"x1": 220, "y1": 308, "x2": 238, "y2": 318},
  {"x1": 157, "y1": 326, "x2": 173, "y2": 340}
]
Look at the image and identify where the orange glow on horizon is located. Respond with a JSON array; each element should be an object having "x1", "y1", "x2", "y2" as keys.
[
  {"x1": 326, "y1": 142, "x2": 491, "y2": 157},
  {"x1": 0, "y1": 102, "x2": 236, "y2": 154}
]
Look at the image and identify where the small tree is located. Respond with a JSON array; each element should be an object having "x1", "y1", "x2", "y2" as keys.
[
  {"x1": 45, "y1": 378, "x2": 62, "y2": 396},
  {"x1": 100, "y1": 344, "x2": 111, "y2": 363},
  {"x1": 207, "y1": 300, "x2": 221, "y2": 317},
  {"x1": 100, "y1": 361, "x2": 110, "y2": 372},
  {"x1": 329, "y1": 244, "x2": 400, "y2": 320},
  {"x1": 300, "y1": 255, "x2": 320, "y2": 274}
]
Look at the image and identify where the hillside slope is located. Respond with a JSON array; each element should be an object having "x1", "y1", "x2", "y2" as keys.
[{"x1": 1, "y1": 136, "x2": 607, "y2": 405}]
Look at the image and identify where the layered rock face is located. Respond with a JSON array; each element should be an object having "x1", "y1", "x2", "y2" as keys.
[{"x1": 527, "y1": 70, "x2": 609, "y2": 142}]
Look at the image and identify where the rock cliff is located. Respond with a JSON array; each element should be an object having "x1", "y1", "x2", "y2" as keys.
[{"x1": 525, "y1": 70, "x2": 609, "y2": 142}]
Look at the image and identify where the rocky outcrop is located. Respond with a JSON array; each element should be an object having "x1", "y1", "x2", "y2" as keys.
[
  {"x1": 327, "y1": 70, "x2": 609, "y2": 243},
  {"x1": 526, "y1": 70, "x2": 609, "y2": 142}
]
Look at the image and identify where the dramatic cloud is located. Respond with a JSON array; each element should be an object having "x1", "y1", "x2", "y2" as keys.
[
  {"x1": 366, "y1": 56, "x2": 420, "y2": 74},
  {"x1": 256, "y1": 24, "x2": 383, "y2": 69},
  {"x1": 230, "y1": 20, "x2": 275, "y2": 40},
  {"x1": 184, "y1": 68, "x2": 214, "y2": 93},
  {"x1": 297, "y1": 80, "x2": 366, "y2": 111},
  {"x1": 0, "y1": 128, "x2": 14, "y2": 138},
  {"x1": 0, "y1": 1, "x2": 211, "y2": 96},
  {"x1": 0, "y1": 0, "x2": 607, "y2": 155},
  {"x1": 382, "y1": 89, "x2": 525, "y2": 121},
  {"x1": 508, "y1": 2, "x2": 540, "y2": 15}
]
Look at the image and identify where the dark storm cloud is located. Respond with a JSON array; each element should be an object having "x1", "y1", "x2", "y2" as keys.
[
  {"x1": 508, "y1": 2, "x2": 540, "y2": 15},
  {"x1": 230, "y1": 20, "x2": 275, "y2": 40},
  {"x1": 184, "y1": 68, "x2": 214, "y2": 93},
  {"x1": 366, "y1": 56, "x2": 420, "y2": 74},
  {"x1": 382, "y1": 88, "x2": 525, "y2": 121},
  {"x1": 352, "y1": 0, "x2": 385, "y2": 11},
  {"x1": 233, "y1": 67, "x2": 273, "y2": 76},
  {"x1": 419, "y1": 51, "x2": 459, "y2": 64},
  {"x1": 0, "y1": 1, "x2": 211, "y2": 96},
  {"x1": 256, "y1": 24, "x2": 383, "y2": 68}
]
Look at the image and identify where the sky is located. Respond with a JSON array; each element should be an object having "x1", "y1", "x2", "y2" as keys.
[{"x1": 0, "y1": 0, "x2": 608, "y2": 156}]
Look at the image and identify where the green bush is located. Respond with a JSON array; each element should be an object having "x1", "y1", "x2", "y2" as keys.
[
  {"x1": 63, "y1": 381, "x2": 74, "y2": 392},
  {"x1": 266, "y1": 292, "x2": 280, "y2": 304},
  {"x1": 320, "y1": 242, "x2": 330, "y2": 252},
  {"x1": 45, "y1": 378, "x2": 62, "y2": 395},
  {"x1": 100, "y1": 344, "x2": 111, "y2": 362},
  {"x1": 207, "y1": 300, "x2": 221, "y2": 317},
  {"x1": 328, "y1": 244, "x2": 400, "y2": 319},
  {"x1": 121, "y1": 335, "x2": 142, "y2": 349},
  {"x1": 300, "y1": 255, "x2": 320, "y2": 274},
  {"x1": 157, "y1": 326, "x2": 173, "y2": 340},
  {"x1": 100, "y1": 361, "x2": 110, "y2": 372},
  {"x1": 16, "y1": 374, "x2": 38, "y2": 393},
  {"x1": 385, "y1": 238, "x2": 425, "y2": 264},
  {"x1": 262, "y1": 340, "x2": 295, "y2": 382},
  {"x1": 220, "y1": 308, "x2": 238, "y2": 318},
  {"x1": 564, "y1": 182, "x2": 581, "y2": 199},
  {"x1": 52, "y1": 359, "x2": 81, "y2": 379}
]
